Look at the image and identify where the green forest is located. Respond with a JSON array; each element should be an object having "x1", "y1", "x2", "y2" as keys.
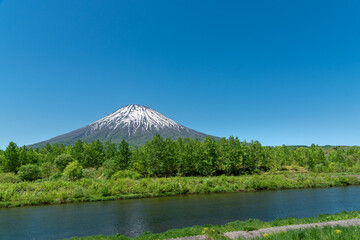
[
  {"x1": 1, "y1": 135, "x2": 360, "y2": 181},
  {"x1": 1, "y1": 135, "x2": 360, "y2": 207}
]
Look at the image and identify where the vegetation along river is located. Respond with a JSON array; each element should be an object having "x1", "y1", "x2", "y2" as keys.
[{"x1": 1, "y1": 185, "x2": 360, "y2": 240}]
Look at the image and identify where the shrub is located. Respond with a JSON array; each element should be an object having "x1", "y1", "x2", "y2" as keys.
[
  {"x1": 17, "y1": 164, "x2": 41, "y2": 181},
  {"x1": 82, "y1": 167, "x2": 97, "y2": 179},
  {"x1": 0, "y1": 172, "x2": 20, "y2": 183},
  {"x1": 102, "y1": 159, "x2": 119, "y2": 178},
  {"x1": 63, "y1": 161, "x2": 83, "y2": 181},
  {"x1": 49, "y1": 172, "x2": 63, "y2": 181},
  {"x1": 95, "y1": 167, "x2": 106, "y2": 179},
  {"x1": 40, "y1": 162, "x2": 58, "y2": 179},
  {"x1": 71, "y1": 186, "x2": 88, "y2": 198},
  {"x1": 313, "y1": 164, "x2": 325, "y2": 173},
  {"x1": 111, "y1": 170, "x2": 141, "y2": 180},
  {"x1": 54, "y1": 154, "x2": 74, "y2": 171},
  {"x1": 100, "y1": 187, "x2": 111, "y2": 197}
]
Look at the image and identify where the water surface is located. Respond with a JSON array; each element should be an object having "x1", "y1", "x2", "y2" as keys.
[{"x1": 1, "y1": 186, "x2": 360, "y2": 239}]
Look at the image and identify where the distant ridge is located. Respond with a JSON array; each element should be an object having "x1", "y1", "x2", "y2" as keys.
[{"x1": 31, "y1": 104, "x2": 218, "y2": 147}]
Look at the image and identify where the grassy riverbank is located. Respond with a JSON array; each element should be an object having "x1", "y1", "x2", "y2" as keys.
[
  {"x1": 0, "y1": 173, "x2": 358, "y2": 208},
  {"x1": 67, "y1": 211, "x2": 360, "y2": 240},
  {"x1": 250, "y1": 226, "x2": 360, "y2": 239}
]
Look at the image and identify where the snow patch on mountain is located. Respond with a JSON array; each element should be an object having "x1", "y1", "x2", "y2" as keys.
[
  {"x1": 30, "y1": 104, "x2": 215, "y2": 148},
  {"x1": 89, "y1": 104, "x2": 186, "y2": 136}
]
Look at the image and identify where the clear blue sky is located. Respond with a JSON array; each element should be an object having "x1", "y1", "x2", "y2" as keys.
[{"x1": 1, "y1": 0, "x2": 360, "y2": 149}]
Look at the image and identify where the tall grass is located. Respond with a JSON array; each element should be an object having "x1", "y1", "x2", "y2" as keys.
[{"x1": 0, "y1": 173, "x2": 358, "y2": 208}]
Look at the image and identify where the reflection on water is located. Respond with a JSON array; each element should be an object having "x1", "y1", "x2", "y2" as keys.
[{"x1": 1, "y1": 186, "x2": 360, "y2": 239}]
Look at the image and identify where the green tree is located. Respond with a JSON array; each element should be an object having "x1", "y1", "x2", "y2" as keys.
[
  {"x1": 309, "y1": 144, "x2": 326, "y2": 169},
  {"x1": 63, "y1": 161, "x2": 83, "y2": 181},
  {"x1": 104, "y1": 140, "x2": 117, "y2": 159},
  {"x1": 294, "y1": 147, "x2": 309, "y2": 168},
  {"x1": 40, "y1": 162, "x2": 58, "y2": 179},
  {"x1": 199, "y1": 136, "x2": 217, "y2": 176},
  {"x1": 82, "y1": 140, "x2": 105, "y2": 168},
  {"x1": 161, "y1": 138, "x2": 177, "y2": 176},
  {"x1": 116, "y1": 139, "x2": 132, "y2": 170},
  {"x1": 18, "y1": 164, "x2": 41, "y2": 181},
  {"x1": 71, "y1": 140, "x2": 84, "y2": 162},
  {"x1": 130, "y1": 147, "x2": 148, "y2": 176},
  {"x1": 176, "y1": 138, "x2": 197, "y2": 176},
  {"x1": 18, "y1": 146, "x2": 28, "y2": 166},
  {"x1": 246, "y1": 140, "x2": 265, "y2": 173},
  {"x1": 221, "y1": 136, "x2": 243, "y2": 175},
  {"x1": 54, "y1": 154, "x2": 74, "y2": 171},
  {"x1": 2, "y1": 142, "x2": 20, "y2": 172},
  {"x1": 143, "y1": 134, "x2": 165, "y2": 176},
  {"x1": 193, "y1": 138, "x2": 205, "y2": 175},
  {"x1": 26, "y1": 148, "x2": 39, "y2": 165},
  {"x1": 102, "y1": 159, "x2": 119, "y2": 178}
]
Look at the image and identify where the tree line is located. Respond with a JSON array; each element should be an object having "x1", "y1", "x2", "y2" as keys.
[{"x1": 1, "y1": 135, "x2": 360, "y2": 181}]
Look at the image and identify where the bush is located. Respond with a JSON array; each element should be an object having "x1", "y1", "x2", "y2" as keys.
[
  {"x1": 82, "y1": 168, "x2": 96, "y2": 179},
  {"x1": 95, "y1": 167, "x2": 106, "y2": 179},
  {"x1": 40, "y1": 162, "x2": 58, "y2": 179},
  {"x1": 0, "y1": 172, "x2": 20, "y2": 183},
  {"x1": 54, "y1": 154, "x2": 74, "y2": 171},
  {"x1": 49, "y1": 172, "x2": 63, "y2": 181},
  {"x1": 18, "y1": 164, "x2": 41, "y2": 181},
  {"x1": 102, "y1": 159, "x2": 119, "y2": 178},
  {"x1": 63, "y1": 161, "x2": 83, "y2": 181},
  {"x1": 71, "y1": 186, "x2": 88, "y2": 198},
  {"x1": 111, "y1": 170, "x2": 141, "y2": 180}
]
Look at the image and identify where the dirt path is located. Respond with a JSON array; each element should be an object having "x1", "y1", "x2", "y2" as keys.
[{"x1": 167, "y1": 218, "x2": 360, "y2": 240}]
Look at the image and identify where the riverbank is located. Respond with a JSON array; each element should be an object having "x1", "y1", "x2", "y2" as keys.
[
  {"x1": 0, "y1": 173, "x2": 358, "y2": 208},
  {"x1": 225, "y1": 219, "x2": 360, "y2": 239},
  {"x1": 67, "y1": 211, "x2": 360, "y2": 239},
  {"x1": 249, "y1": 225, "x2": 360, "y2": 239}
]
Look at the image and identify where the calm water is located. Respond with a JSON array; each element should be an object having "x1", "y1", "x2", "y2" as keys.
[{"x1": 1, "y1": 186, "x2": 360, "y2": 240}]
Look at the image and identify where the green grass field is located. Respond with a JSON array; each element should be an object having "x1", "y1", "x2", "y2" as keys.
[{"x1": 0, "y1": 173, "x2": 358, "y2": 208}]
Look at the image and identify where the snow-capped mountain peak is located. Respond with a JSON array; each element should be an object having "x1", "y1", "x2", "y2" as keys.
[
  {"x1": 32, "y1": 104, "x2": 216, "y2": 147},
  {"x1": 90, "y1": 104, "x2": 184, "y2": 135}
]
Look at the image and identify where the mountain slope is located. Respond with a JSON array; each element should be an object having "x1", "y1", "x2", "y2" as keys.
[{"x1": 32, "y1": 104, "x2": 217, "y2": 147}]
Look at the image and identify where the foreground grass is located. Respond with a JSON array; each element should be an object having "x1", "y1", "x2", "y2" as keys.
[
  {"x1": 0, "y1": 173, "x2": 358, "y2": 208},
  {"x1": 67, "y1": 211, "x2": 360, "y2": 240},
  {"x1": 246, "y1": 226, "x2": 360, "y2": 240}
]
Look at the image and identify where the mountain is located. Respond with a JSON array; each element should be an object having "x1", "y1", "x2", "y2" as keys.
[{"x1": 31, "y1": 104, "x2": 217, "y2": 148}]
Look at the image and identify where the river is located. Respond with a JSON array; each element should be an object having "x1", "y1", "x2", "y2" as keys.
[{"x1": 1, "y1": 186, "x2": 360, "y2": 239}]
